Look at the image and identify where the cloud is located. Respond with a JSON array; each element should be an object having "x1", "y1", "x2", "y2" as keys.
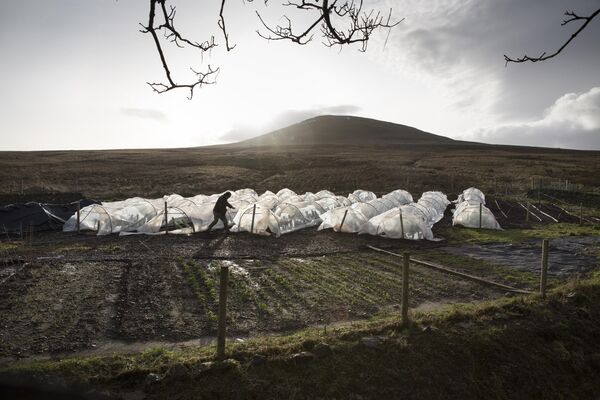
[
  {"x1": 376, "y1": 0, "x2": 600, "y2": 121},
  {"x1": 120, "y1": 108, "x2": 168, "y2": 122},
  {"x1": 467, "y1": 86, "x2": 600, "y2": 150},
  {"x1": 220, "y1": 104, "x2": 361, "y2": 142}
]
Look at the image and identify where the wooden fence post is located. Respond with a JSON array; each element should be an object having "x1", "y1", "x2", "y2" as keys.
[
  {"x1": 164, "y1": 201, "x2": 169, "y2": 234},
  {"x1": 399, "y1": 208, "x2": 405, "y2": 239},
  {"x1": 579, "y1": 203, "x2": 583, "y2": 225},
  {"x1": 338, "y1": 209, "x2": 349, "y2": 232},
  {"x1": 76, "y1": 201, "x2": 81, "y2": 234},
  {"x1": 217, "y1": 265, "x2": 229, "y2": 360},
  {"x1": 250, "y1": 204, "x2": 257, "y2": 234},
  {"x1": 540, "y1": 239, "x2": 549, "y2": 299},
  {"x1": 402, "y1": 253, "x2": 410, "y2": 326}
]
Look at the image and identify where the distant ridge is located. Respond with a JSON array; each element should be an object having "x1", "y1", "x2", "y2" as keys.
[{"x1": 233, "y1": 115, "x2": 457, "y2": 147}]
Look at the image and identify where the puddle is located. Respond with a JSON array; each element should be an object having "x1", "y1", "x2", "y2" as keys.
[{"x1": 440, "y1": 236, "x2": 599, "y2": 277}]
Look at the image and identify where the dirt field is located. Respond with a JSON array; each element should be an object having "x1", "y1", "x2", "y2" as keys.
[{"x1": 1, "y1": 218, "x2": 598, "y2": 362}]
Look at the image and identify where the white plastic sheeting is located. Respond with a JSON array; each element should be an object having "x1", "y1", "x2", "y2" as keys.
[
  {"x1": 359, "y1": 207, "x2": 434, "y2": 240},
  {"x1": 456, "y1": 187, "x2": 485, "y2": 204},
  {"x1": 416, "y1": 191, "x2": 451, "y2": 227},
  {"x1": 63, "y1": 187, "x2": 439, "y2": 237},
  {"x1": 318, "y1": 207, "x2": 370, "y2": 233},
  {"x1": 63, "y1": 188, "x2": 358, "y2": 236},
  {"x1": 348, "y1": 190, "x2": 377, "y2": 204},
  {"x1": 452, "y1": 188, "x2": 501, "y2": 230},
  {"x1": 318, "y1": 190, "x2": 414, "y2": 233},
  {"x1": 358, "y1": 191, "x2": 449, "y2": 240},
  {"x1": 273, "y1": 200, "x2": 326, "y2": 234},
  {"x1": 63, "y1": 197, "x2": 161, "y2": 235},
  {"x1": 231, "y1": 204, "x2": 281, "y2": 236}
]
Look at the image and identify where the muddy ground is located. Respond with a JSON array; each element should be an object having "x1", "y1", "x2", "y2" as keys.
[
  {"x1": 1, "y1": 219, "x2": 598, "y2": 363},
  {"x1": 440, "y1": 236, "x2": 600, "y2": 278}
]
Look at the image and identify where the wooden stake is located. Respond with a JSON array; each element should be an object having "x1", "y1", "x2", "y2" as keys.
[
  {"x1": 338, "y1": 209, "x2": 349, "y2": 232},
  {"x1": 164, "y1": 201, "x2": 168, "y2": 234},
  {"x1": 399, "y1": 208, "x2": 405, "y2": 239},
  {"x1": 76, "y1": 202, "x2": 81, "y2": 234},
  {"x1": 479, "y1": 203, "x2": 483, "y2": 229},
  {"x1": 579, "y1": 203, "x2": 583, "y2": 225},
  {"x1": 402, "y1": 253, "x2": 410, "y2": 326},
  {"x1": 540, "y1": 239, "x2": 549, "y2": 300},
  {"x1": 250, "y1": 204, "x2": 256, "y2": 234},
  {"x1": 216, "y1": 265, "x2": 229, "y2": 360}
]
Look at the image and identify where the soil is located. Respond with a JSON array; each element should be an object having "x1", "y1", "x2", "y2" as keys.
[
  {"x1": 0, "y1": 227, "x2": 503, "y2": 361},
  {"x1": 439, "y1": 236, "x2": 600, "y2": 277}
]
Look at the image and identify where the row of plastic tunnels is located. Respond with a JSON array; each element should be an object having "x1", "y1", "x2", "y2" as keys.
[{"x1": 64, "y1": 187, "x2": 501, "y2": 240}]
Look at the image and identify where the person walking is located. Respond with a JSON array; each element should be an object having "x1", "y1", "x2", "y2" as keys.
[{"x1": 207, "y1": 191, "x2": 234, "y2": 234}]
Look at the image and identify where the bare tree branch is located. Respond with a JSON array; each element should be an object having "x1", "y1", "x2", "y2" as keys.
[
  {"x1": 256, "y1": 0, "x2": 403, "y2": 51},
  {"x1": 218, "y1": 0, "x2": 236, "y2": 51},
  {"x1": 143, "y1": 0, "x2": 218, "y2": 98},
  {"x1": 504, "y1": 7, "x2": 600, "y2": 65},
  {"x1": 142, "y1": 0, "x2": 402, "y2": 98},
  {"x1": 148, "y1": 65, "x2": 219, "y2": 100}
]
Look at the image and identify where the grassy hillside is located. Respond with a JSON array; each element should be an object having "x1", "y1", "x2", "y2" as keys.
[
  {"x1": 0, "y1": 145, "x2": 599, "y2": 204},
  {"x1": 0, "y1": 116, "x2": 599, "y2": 203}
]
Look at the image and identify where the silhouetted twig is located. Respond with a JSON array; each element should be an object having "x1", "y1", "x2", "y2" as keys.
[
  {"x1": 504, "y1": 8, "x2": 600, "y2": 65},
  {"x1": 143, "y1": 0, "x2": 402, "y2": 98},
  {"x1": 142, "y1": 0, "x2": 218, "y2": 98},
  {"x1": 257, "y1": 0, "x2": 403, "y2": 51}
]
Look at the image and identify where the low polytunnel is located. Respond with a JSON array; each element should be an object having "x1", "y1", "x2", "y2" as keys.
[
  {"x1": 318, "y1": 189, "x2": 414, "y2": 233},
  {"x1": 348, "y1": 190, "x2": 377, "y2": 203},
  {"x1": 318, "y1": 207, "x2": 370, "y2": 233},
  {"x1": 64, "y1": 204, "x2": 114, "y2": 234},
  {"x1": 359, "y1": 191, "x2": 449, "y2": 240},
  {"x1": 273, "y1": 201, "x2": 325, "y2": 234},
  {"x1": 359, "y1": 207, "x2": 434, "y2": 240},
  {"x1": 416, "y1": 191, "x2": 451, "y2": 227},
  {"x1": 452, "y1": 187, "x2": 501, "y2": 230},
  {"x1": 456, "y1": 187, "x2": 485, "y2": 204},
  {"x1": 59, "y1": 187, "x2": 452, "y2": 238},
  {"x1": 231, "y1": 203, "x2": 281, "y2": 236}
]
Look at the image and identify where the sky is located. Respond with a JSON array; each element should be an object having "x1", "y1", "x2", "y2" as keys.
[{"x1": 0, "y1": 0, "x2": 599, "y2": 151}]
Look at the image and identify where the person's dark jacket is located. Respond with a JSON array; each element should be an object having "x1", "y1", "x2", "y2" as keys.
[{"x1": 213, "y1": 193, "x2": 234, "y2": 214}]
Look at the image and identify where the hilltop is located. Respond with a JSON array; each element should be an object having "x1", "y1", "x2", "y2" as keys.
[{"x1": 233, "y1": 115, "x2": 459, "y2": 147}]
